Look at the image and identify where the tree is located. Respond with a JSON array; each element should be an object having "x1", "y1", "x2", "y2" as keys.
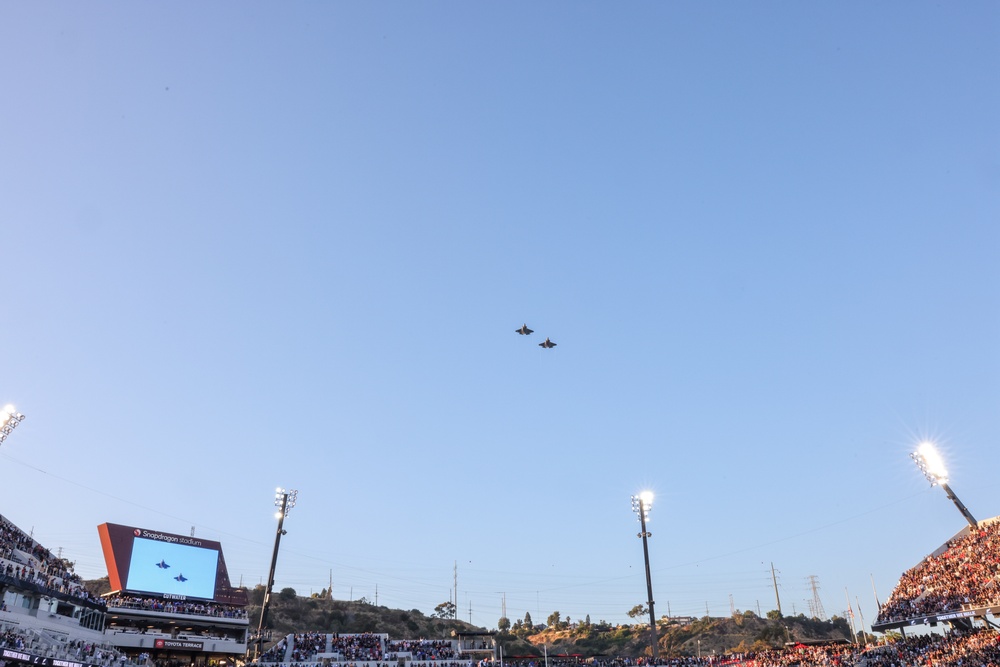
[
  {"x1": 546, "y1": 611, "x2": 561, "y2": 627},
  {"x1": 524, "y1": 611, "x2": 533, "y2": 628},
  {"x1": 279, "y1": 587, "x2": 297, "y2": 601},
  {"x1": 766, "y1": 609, "x2": 782, "y2": 620},
  {"x1": 433, "y1": 601, "x2": 456, "y2": 619},
  {"x1": 497, "y1": 616, "x2": 511, "y2": 633},
  {"x1": 627, "y1": 604, "x2": 648, "y2": 619}
]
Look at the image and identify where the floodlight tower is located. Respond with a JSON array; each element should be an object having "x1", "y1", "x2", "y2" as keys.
[
  {"x1": 631, "y1": 491, "x2": 658, "y2": 659},
  {"x1": 0, "y1": 405, "x2": 26, "y2": 446},
  {"x1": 910, "y1": 442, "x2": 977, "y2": 528},
  {"x1": 254, "y1": 487, "x2": 298, "y2": 658}
]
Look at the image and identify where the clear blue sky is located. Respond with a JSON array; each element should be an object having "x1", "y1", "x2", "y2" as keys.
[{"x1": 2, "y1": 2, "x2": 998, "y2": 632}]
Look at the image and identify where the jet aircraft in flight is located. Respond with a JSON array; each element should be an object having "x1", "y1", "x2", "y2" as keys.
[
  {"x1": 174, "y1": 573, "x2": 187, "y2": 582},
  {"x1": 538, "y1": 338, "x2": 557, "y2": 348},
  {"x1": 156, "y1": 560, "x2": 170, "y2": 569},
  {"x1": 515, "y1": 324, "x2": 533, "y2": 335}
]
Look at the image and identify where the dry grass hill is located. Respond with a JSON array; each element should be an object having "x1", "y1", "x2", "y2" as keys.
[{"x1": 85, "y1": 579, "x2": 857, "y2": 658}]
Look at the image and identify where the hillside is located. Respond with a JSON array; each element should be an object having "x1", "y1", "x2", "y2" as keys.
[
  {"x1": 249, "y1": 589, "x2": 481, "y2": 640},
  {"x1": 86, "y1": 579, "x2": 856, "y2": 657},
  {"x1": 500, "y1": 611, "x2": 854, "y2": 658},
  {"x1": 85, "y1": 578, "x2": 478, "y2": 640}
]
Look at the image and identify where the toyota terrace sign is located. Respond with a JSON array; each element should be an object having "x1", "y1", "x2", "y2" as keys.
[{"x1": 153, "y1": 639, "x2": 204, "y2": 650}]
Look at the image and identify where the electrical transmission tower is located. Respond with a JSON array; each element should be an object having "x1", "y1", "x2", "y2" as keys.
[{"x1": 807, "y1": 575, "x2": 827, "y2": 620}]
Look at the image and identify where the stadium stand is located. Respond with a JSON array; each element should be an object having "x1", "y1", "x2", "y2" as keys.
[
  {"x1": 874, "y1": 516, "x2": 1000, "y2": 629},
  {"x1": 7, "y1": 508, "x2": 1000, "y2": 667},
  {"x1": 0, "y1": 513, "x2": 133, "y2": 667},
  {"x1": 252, "y1": 632, "x2": 471, "y2": 667}
]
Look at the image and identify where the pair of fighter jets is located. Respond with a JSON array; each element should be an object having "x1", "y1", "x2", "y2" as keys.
[
  {"x1": 156, "y1": 559, "x2": 188, "y2": 582},
  {"x1": 515, "y1": 324, "x2": 556, "y2": 348}
]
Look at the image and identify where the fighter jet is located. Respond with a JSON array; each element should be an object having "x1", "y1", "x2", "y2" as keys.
[
  {"x1": 156, "y1": 560, "x2": 170, "y2": 569},
  {"x1": 515, "y1": 324, "x2": 533, "y2": 335},
  {"x1": 174, "y1": 573, "x2": 187, "y2": 582},
  {"x1": 538, "y1": 338, "x2": 557, "y2": 349}
]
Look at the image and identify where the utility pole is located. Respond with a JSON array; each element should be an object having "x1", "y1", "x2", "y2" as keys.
[
  {"x1": 454, "y1": 561, "x2": 459, "y2": 619},
  {"x1": 807, "y1": 575, "x2": 827, "y2": 620},
  {"x1": 770, "y1": 563, "x2": 782, "y2": 617}
]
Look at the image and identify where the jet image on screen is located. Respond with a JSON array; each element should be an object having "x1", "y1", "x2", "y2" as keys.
[{"x1": 125, "y1": 537, "x2": 218, "y2": 599}]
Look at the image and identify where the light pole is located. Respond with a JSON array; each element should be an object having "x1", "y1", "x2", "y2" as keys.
[
  {"x1": 0, "y1": 405, "x2": 26, "y2": 446},
  {"x1": 254, "y1": 487, "x2": 297, "y2": 659},
  {"x1": 910, "y1": 442, "x2": 977, "y2": 528},
  {"x1": 631, "y1": 491, "x2": 658, "y2": 660}
]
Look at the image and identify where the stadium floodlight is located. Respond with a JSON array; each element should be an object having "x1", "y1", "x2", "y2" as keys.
[
  {"x1": 910, "y1": 441, "x2": 978, "y2": 528},
  {"x1": 0, "y1": 405, "x2": 26, "y2": 445},
  {"x1": 274, "y1": 487, "x2": 298, "y2": 519},
  {"x1": 255, "y1": 487, "x2": 299, "y2": 659},
  {"x1": 630, "y1": 491, "x2": 658, "y2": 659}
]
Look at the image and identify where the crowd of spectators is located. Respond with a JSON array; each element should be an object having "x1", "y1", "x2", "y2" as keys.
[
  {"x1": 103, "y1": 593, "x2": 249, "y2": 619},
  {"x1": 491, "y1": 657, "x2": 712, "y2": 667},
  {"x1": 0, "y1": 514, "x2": 103, "y2": 607},
  {"x1": 0, "y1": 622, "x2": 137, "y2": 667},
  {"x1": 254, "y1": 627, "x2": 1000, "y2": 667},
  {"x1": 258, "y1": 635, "x2": 290, "y2": 663},
  {"x1": 387, "y1": 639, "x2": 456, "y2": 661},
  {"x1": 269, "y1": 662, "x2": 469, "y2": 667},
  {"x1": 876, "y1": 518, "x2": 1000, "y2": 624},
  {"x1": 262, "y1": 634, "x2": 466, "y2": 665},
  {"x1": 291, "y1": 632, "x2": 329, "y2": 661},
  {"x1": 0, "y1": 627, "x2": 28, "y2": 650},
  {"x1": 330, "y1": 633, "x2": 385, "y2": 661},
  {"x1": 62, "y1": 638, "x2": 123, "y2": 665},
  {"x1": 714, "y1": 643, "x2": 863, "y2": 667},
  {"x1": 476, "y1": 630, "x2": 1000, "y2": 667},
  {"x1": 861, "y1": 630, "x2": 1000, "y2": 667}
]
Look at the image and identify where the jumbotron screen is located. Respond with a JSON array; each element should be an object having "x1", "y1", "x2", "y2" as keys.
[{"x1": 98, "y1": 523, "x2": 247, "y2": 605}]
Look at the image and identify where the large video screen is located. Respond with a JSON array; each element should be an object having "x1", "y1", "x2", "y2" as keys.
[
  {"x1": 125, "y1": 536, "x2": 219, "y2": 599},
  {"x1": 98, "y1": 523, "x2": 246, "y2": 604}
]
